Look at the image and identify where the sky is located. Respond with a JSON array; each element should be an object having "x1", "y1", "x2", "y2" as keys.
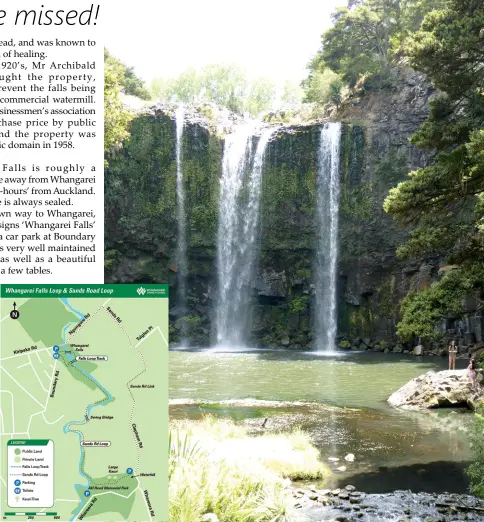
[{"x1": 105, "y1": 0, "x2": 346, "y2": 87}]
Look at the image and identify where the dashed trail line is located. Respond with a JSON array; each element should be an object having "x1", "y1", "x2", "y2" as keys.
[{"x1": 101, "y1": 305, "x2": 147, "y2": 475}]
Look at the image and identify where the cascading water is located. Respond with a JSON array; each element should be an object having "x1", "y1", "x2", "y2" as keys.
[
  {"x1": 314, "y1": 122, "x2": 342, "y2": 352},
  {"x1": 215, "y1": 125, "x2": 275, "y2": 347},
  {"x1": 175, "y1": 107, "x2": 187, "y2": 339}
]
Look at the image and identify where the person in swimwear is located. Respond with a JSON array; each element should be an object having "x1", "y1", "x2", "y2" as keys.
[
  {"x1": 468, "y1": 358, "x2": 478, "y2": 390},
  {"x1": 448, "y1": 340, "x2": 457, "y2": 370}
]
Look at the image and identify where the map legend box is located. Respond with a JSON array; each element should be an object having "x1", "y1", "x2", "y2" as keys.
[{"x1": 7, "y1": 440, "x2": 54, "y2": 509}]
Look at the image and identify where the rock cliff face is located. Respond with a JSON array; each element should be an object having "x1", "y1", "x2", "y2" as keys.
[
  {"x1": 105, "y1": 67, "x2": 482, "y2": 349},
  {"x1": 336, "y1": 66, "x2": 435, "y2": 344}
]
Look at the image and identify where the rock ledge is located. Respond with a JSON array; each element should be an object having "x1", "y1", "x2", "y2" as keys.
[{"x1": 388, "y1": 370, "x2": 483, "y2": 410}]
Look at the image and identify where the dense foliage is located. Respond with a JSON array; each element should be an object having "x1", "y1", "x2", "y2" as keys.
[
  {"x1": 104, "y1": 50, "x2": 152, "y2": 164},
  {"x1": 301, "y1": 67, "x2": 344, "y2": 107},
  {"x1": 104, "y1": 49, "x2": 152, "y2": 100},
  {"x1": 383, "y1": 0, "x2": 484, "y2": 340},
  {"x1": 303, "y1": 0, "x2": 448, "y2": 99},
  {"x1": 103, "y1": 50, "x2": 133, "y2": 161},
  {"x1": 151, "y1": 63, "x2": 278, "y2": 117},
  {"x1": 467, "y1": 407, "x2": 484, "y2": 497},
  {"x1": 396, "y1": 265, "x2": 484, "y2": 341}
]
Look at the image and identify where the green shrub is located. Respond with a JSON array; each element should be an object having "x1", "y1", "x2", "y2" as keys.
[
  {"x1": 182, "y1": 315, "x2": 201, "y2": 324},
  {"x1": 168, "y1": 416, "x2": 329, "y2": 521},
  {"x1": 339, "y1": 340, "x2": 352, "y2": 349},
  {"x1": 397, "y1": 265, "x2": 484, "y2": 342},
  {"x1": 288, "y1": 296, "x2": 309, "y2": 316},
  {"x1": 104, "y1": 249, "x2": 120, "y2": 273},
  {"x1": 466, "y1": 407, "x2": 484, "y2": 497},
  {"x1": 303, "y1": 69, "x2": 343, "y2": 106}
]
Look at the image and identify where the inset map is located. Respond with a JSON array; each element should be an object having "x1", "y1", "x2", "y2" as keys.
[{"x1": 0, "y1": 285, "x2": 168, "y2": 522}]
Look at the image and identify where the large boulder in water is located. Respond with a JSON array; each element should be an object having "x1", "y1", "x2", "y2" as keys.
[
  {"x1": 413, "y1": 344, "x2": 423, "y2": 356},
  {"x1": 388, "y1": 370, "x2": 484, "y2": 410}
]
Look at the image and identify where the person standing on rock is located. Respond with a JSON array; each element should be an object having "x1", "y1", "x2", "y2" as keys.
[
  {"x1": 468, "y1": 358, "x2": 478, "y2": 390},
  {"x1": 448, "y1": 340, "x2": 457, "y2": 370}
]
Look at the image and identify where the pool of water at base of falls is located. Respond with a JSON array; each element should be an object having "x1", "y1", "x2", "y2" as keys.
[{"x1": 169, "y1": 349, "x2": 473, "y2": 493}]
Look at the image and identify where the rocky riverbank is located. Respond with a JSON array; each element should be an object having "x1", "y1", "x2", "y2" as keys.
[
  {"x1": 388, "y1": 370, "x2": 484, "y2": 410},
  {"x1": 337, "y1": 337, "x2": 484, "y2": 359},
  {"x1": 291, "y1": 485, "x2": 484, "y2": 521}
]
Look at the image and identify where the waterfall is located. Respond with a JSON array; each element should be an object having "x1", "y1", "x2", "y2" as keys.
[
  {"x1": 215, "y1": 125, "x2": 275, "y2": 347},
  {"x1": 314, "y1": 122, "x2": 342, "y2": 352},
  {"x1": 175, "y1": 107, "x2": 187, "y2": 336}
]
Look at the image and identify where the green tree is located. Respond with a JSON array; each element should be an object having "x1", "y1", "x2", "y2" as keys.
[
  {"x1": 329, "y1": 80, "x2": 344, "y2": 108},
  {"x1": 122, "y1": 66, "x2": 152, "y2": 100},
  {"x1": 384, "y1": 0, "x2": 484, "y2": 339},
  {"x1": 172, "y1": 67, "x2": 203, "y2": 104},
  {"x1": 396, "y1": 264, "x2": 484, "y2": 341},
  {"x1": 104, "y1": 50, "x2": 132, "y2": 161},
  {"x1": 304, "y1": 0, "x2": 451, "y2": 95},
  {"x1": 151, "y1": 64, "x2": 277, "y2": 117},
  {"x1": 280, "y1": 80, "x2": 304, "y2": 106},
  {"x1": 104, "y1": 49, "x2": 152, "y2": 100},
  {"x1": 316, "y1": 0, "x2": 403, "y2": 88},
  {"x1": 467, "y1": 406, "x2": 484, "y2": 497},
  {"x1": 392, "y1": 0, "x2": 449, "y2": 49},
  {"x1": 199, "y1": 64, "x2": 248, "y2": 113},
  {"x1": 303, "y1": 69, "x2": 343, "y2": 106},
  {"x1": 246, "y1": 76, "x2": 277, "y2": 117}
]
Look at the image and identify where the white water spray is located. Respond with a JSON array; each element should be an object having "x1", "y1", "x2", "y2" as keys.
[
  {"x1": 175, "y1": 107, "x2": 187, "y2": 330},
  {"x1": 314, "y1": 122, "x2": 342, "y2": 352},
  {"x1": 216, "y1": 125, "x2": 275, "y2": 347}
]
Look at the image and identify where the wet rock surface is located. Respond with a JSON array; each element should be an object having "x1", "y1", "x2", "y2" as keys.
[
  {"x1": 291, "y1": 486, "x2": 484, "y2": 521},
  {"x1": 139, "y1": 101, "x2": 246, "y2": 135},
  {"x1": 388, "y1": 370, "x2": 484, "y2": 410}
]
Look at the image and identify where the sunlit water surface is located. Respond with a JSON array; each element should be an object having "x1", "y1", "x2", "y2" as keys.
[{"x1": 170, "y1": 349, "x2": 472, "y2": 492}]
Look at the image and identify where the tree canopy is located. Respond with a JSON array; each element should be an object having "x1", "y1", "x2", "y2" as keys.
[
  {"x1": 104, "y1": 49, "x2": 134, "y2": 162},
  {"x1": 104, "y1": 49, "x2": 152, "y2": 100},
  {"x1": 320, "y1": 0, "x2": 401, "y2": 87},
  {"x1": 151, "y1": 64, "x2": 277, "y2": 117},
  {"x1": 302, "y1": 68, "x2": 344, "y2": 107},
  {"x1": 303, "y1": 0, "x2": 448, "y2": 96}
]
